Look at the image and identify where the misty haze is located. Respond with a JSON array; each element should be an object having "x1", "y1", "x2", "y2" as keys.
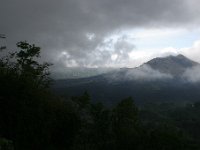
[{"x1": 1, "y1": 0, "x2": 200, "y2": 150}]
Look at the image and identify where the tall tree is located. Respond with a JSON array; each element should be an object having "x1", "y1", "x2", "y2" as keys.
[
  {"x1": 0, "y1": 41, "x2": 52, "y2": 150},
  {"x1": 112, "y1": 97, "x2": 139, "y2": 150}
]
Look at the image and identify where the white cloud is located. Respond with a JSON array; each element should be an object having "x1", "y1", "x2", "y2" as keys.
[
  {"x1": 125, "y1": 65, "x2": 173, "y2": 80},
  {"x1": 133, "y1": 28, "x2": 186, "y2": 39},
  {"x1": 111, "y1": 54, "x2": 118, "y2": 61},
  {"x1": 106, "y1": 64, "x2": 173, "y2": 81},
  {"x1": 180, "y1": 40, "x2": 200, "y2": 63},
  {"x1": 86, "y1": 33, "x2": 96, "y2": 41},
  {"x1": 183, "y1": 66, "x2": 200, "y2": 82}
]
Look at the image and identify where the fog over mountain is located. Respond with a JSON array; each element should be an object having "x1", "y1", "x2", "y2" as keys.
[
  {"x1": 57, "y1": 54, "x2": 200, "y2": 81},
  {"x1": 183, "y1": 66, "x2": 200, "y2": 82},
  {"x1": 144, "y1": 55, "x2": 198, "y2": 76},
  {"x1": 51, "y1": 67, "x2": 118, "y2": 79},
  {"x1": 53, "y1": 54, "x2": 200, "y2": 105},
  {"x1": 105, "y1": 54, "x2": 200, "y2": 82}
]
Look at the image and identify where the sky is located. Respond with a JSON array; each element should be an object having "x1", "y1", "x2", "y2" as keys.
[{"x1": 1, "y1": 0, "x2": 200, "y2": 68}]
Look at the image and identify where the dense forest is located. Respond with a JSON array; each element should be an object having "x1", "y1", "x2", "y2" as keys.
[{"x1": 1, "y1": 42, "x2": 200, "y2": 150}]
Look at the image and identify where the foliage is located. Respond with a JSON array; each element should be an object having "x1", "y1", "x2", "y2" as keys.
[
  {"x1": 0, "y1": 138, "x2": 14, "y2": 150},
  {"x1": 0, "y1": 41, "x2": 76, "y2": 150}
]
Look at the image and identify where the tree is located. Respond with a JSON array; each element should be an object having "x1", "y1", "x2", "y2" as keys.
[
  {"x1": 0, "y1": 41, "x2": 52, "y2": 150},
  {"x1": 0, "y1": 41, "x2": 51, "y2": 89},
  {"x1": 15, "y1": 41, "x2": 51, "y2": 88},
  {"x1": 112, "y1": 97, "x2": 140, "y2": 150}
]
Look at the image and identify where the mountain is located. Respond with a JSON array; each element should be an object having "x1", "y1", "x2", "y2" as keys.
[
  {"x1": 144, "y1": 54, "x2": 199, "y2": 76},
  {"x1": 52, "y1": 55, "x2": 200, "y2": 106},
  {"x1": 51, "y1": 67, "x2": 118, "y2": 79}
]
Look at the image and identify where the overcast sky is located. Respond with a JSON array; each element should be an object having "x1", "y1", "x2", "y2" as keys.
[{"x1": 1, "y1": 0, "x2": 200, "y2": 68}]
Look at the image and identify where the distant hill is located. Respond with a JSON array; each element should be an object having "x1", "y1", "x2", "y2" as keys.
[
  {"x1": 52, "y1": 54, "x2": 200, "y2": 106},
  {"x1": 51, "y1": 67, "x2": 118, "y2": 79}
]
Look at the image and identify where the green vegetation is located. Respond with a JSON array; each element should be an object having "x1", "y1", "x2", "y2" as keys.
[{"x1": 1, "y1": 42, "x2": 200, "y2": 149}]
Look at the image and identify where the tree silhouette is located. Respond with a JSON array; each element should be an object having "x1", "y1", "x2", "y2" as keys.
[
  {"x1": 0, "y1": 41, "x2": 52, "y2": 150},
  {"x1": 112, "y1": 97, "x2": 139, "y2": 150}
]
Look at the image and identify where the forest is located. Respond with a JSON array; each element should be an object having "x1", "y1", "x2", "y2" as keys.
[{"x1": 1, "y1": 41, "x2": 200, "y2": 150}]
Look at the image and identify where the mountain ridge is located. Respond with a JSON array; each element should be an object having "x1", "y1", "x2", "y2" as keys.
[
  {"x1": 102, "y1": 54, "x2": 199, "y2": 81},
  {"x1": 52, "y1": 54, "x2": 200, "y2": 106},
  {"x1": 143, "y1": 54, "x2": 199, "y2": 76}
]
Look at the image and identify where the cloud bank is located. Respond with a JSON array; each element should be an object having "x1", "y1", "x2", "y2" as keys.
[
  {"x1": 1, "y1": 0, "x2": 200, "y2": 68},
  {"x1": 125, "y1": 65, "x2": 173, "y2": 80},
  {"x1": 183, "y1": 66, "x2": 200, "y2": 82},
  {"x1": 106, "y1": 65, "x2": 173, "y2": 81}
]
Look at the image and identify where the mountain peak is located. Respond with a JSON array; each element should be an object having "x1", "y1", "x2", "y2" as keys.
[
  {"x1": 176, "y1": 54, "x2": 186, "y2": 58},
  {"x1": 166, "y1": 54, "x2": 190, "y2": 60},
  {"x1": 144, "y1": 54, "x2": 199, "y2": 76}
]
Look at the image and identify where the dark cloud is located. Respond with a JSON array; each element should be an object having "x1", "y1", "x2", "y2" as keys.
[{"x1": 0, "y1": 0, "x2": 199, "y2": 67}]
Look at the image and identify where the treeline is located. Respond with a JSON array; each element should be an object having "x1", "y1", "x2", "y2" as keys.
[{"x1": 0, "y1": 42, "x2": 200, "y2": 150}]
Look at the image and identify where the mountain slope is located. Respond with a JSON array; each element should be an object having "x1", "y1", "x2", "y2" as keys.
[
  {"x1": 144, "y1": 54, "x2": 199, "y2": 76},
  {"x1": 52, "y1": 55, "x2": 200, "y2": 106}
]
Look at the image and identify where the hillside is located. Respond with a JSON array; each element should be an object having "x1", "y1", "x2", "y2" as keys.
[{"x1": 53, "y1": 54, "x2": 200, "y2": 106}]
